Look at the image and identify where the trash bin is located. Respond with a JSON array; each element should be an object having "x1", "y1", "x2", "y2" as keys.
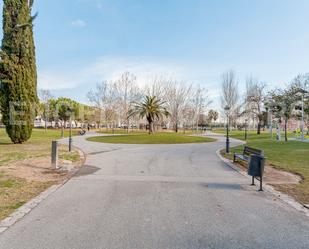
[
  {"x1": 248, "y1": 154, "x2": 265, "y2": 191},
  {"x1": 248, "y1": 154, "x2": 265, "y2": 177}
]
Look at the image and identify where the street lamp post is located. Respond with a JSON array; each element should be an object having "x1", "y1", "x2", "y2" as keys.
[
  {"x1": 301, "y1": 93, "x2": 304, "y2": 141},
  {"x1": 224, "y1": 106, "x2": 230, "y2": 154},
  {"x1": 69, "y1": 114, "x2": 73, "y2": 152}
]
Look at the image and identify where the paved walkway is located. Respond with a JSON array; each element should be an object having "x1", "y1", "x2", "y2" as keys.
[{"x1": 0, "y1": 132, "x2": 308, "y2": 249}]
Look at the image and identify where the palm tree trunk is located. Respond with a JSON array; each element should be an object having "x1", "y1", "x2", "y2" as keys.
[
  {"x1": 148, "y1": 121, "x2": 153, "y2": 134},
  {"x1": 61, "y1": 122, "x2": 65, "y2": 138}
]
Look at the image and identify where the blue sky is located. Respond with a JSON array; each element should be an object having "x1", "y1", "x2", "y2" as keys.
[{"x1": 1, "y1": 0, "x2": 309, "y2": 106}]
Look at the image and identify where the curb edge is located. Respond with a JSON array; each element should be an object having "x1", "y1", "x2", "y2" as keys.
[{"x1": 216, "y1": 148, "x2": 309, "y2": 218}]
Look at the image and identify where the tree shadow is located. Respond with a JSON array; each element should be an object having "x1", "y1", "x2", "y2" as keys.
[
  {"x1": 74, "y1": 165, "x2": 100, "y2": 177},
  {"x1": 199, "y1": 183, "x2": 243, "y2": 190}
]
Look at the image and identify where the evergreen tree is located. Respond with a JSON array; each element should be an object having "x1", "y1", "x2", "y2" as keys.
[{"x1": 0, "y1": 0, "x2": 38, "y2": 143}]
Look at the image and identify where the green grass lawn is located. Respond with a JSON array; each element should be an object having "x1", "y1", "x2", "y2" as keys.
[
  {"x1": 216, "y1": 130, "x2": 309, "y2": 204},
  {"x1": 0, "y1": 174, "x2": 51, "y2": 220},
  {"x1": 0, "y1": 128, "x2": 80, "y2": 166},
  {"x1": 97, "y1": 128, "x2": 147, "y2": 135},
  {"x1": 0, "y1": 128, "x2": 80, "y2": 220},
  {"x1": 88, "y1": 132, "x2": 215, "y2": 144},
  {"x1": 97, "y1": 128, "x2": 205, "y2": 135}
]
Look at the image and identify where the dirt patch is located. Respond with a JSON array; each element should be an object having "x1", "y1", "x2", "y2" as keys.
[
  {"x1": 1, "y1": 156, "x2": 83, "y2": 183},
  {"x1": 233, "y1": 160, "x2": 301, "y2": 185},
  {"x1": 0, "y1": 179, "x2": 52, "y2": 220},
  {"x1": 264, "y1": 166, "x2": 302, "y2": 185},
  {"x1": 0, "y1": 151, "x2": 84, "y2": 221},
  {"x1": 273, "y1": 184, "x2": 309, "y2": 206}
]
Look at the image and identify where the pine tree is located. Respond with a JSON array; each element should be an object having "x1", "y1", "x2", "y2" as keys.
[{"x1": 0, "y1": 0, "x2": 38, "y2": 143}]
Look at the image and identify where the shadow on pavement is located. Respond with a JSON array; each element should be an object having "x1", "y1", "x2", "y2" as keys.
[
  {"x1": 74, "y1": 165, "x2": 100, "y2": 177},
  {"x1": 200, "y1": 183, "x2": 243, "y2": 190}
]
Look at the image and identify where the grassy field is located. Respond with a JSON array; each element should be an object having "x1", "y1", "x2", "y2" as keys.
[
  {"x1": 216, "y1": 130, "x2": 309, "y2": 204},
  {"x1": 97, "y1": 128, "x2": 205, "y2": 135},
  {"x1": 0, "y1": 128, "x2": 80, "y2": 220},
  {"x1": 88, "y1": 132, "x2": 215, "y2": 144},
  {"x1": 213, "y1": 128, "x2": 309, "y2": 139},
  {"x1": 0, "y1": 128, "x2": 79, "y2": 165},
  {"x1": 0, "y1": 173, "x2": 51, "y2": 220},
  {"x1": 97, "y1": 129, "x2": 147, "y2": 135}
]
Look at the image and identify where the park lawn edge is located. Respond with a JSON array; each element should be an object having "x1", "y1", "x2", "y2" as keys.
[
  {"x1": 217, "y1": 131, "x2": 309, "y2": 204},
  {"x1": 87, "y1": 133, "x2": 216, "y2": 144},
  {"x1": 0, "y1": 129, "x2": 83, "y2": 220}
]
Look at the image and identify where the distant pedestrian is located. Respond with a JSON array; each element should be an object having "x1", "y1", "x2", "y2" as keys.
[{"x1": 87, "y1": 125, "x2": 90, "y2": 131}]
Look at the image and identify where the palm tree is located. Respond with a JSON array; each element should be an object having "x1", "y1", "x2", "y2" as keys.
[{"x1": 128, "y1": 96, "x2": 170, "y2": 134}]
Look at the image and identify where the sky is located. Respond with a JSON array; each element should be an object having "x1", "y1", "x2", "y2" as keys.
[{"x1": 1, "y1": 0, "x2": 309, "y2": 107}]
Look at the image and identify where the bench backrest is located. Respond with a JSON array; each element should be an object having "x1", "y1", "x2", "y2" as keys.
[{"x1": 243, "y1": 146, "x2": 263, "y2": 156}]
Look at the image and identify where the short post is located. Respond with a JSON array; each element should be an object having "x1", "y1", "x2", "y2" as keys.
[
  {"x1": 224, "y1": 106, "x2": 230, "y2": 154},
  {"x1": 69, "y1": 116, "x2": 73, "y2": 152},
  {"x1": 51, "y1": 140, "x2": 58, "y2": 169}
]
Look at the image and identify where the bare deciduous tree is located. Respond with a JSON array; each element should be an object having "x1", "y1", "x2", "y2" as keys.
[
  {"x1": 87, "y1": 80, "x2": 120, "y2": 131},
  {"x1": 220, "y1": 70, "x2": 239, "y2": 127},
  {"x1": 245, "y1": 77, "x2": 266, "y2": 134},
  {"x1": 38, "y1": 89, "x2": 53, "y2": 132},
  {"x1": 114, "y1": 72, "x2": 140, "y2": 132},
  {"x1": 164, "y1": 81, "x2": 192, "y2": 132},
  {"x1": 87, "y1": 73, "x2": 213, "y2": 133},
  {"x1": 191, "y1": 85, "x2": 211, "y2": 131},
  {"x1": 144, "y1": 75, "x2": 167, "y2": 100}
]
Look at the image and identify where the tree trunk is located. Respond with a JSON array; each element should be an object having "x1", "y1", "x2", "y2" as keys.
[
  {"x1": 257, "y1": 121, "x2": 261, "y2": 135},
  {"x1": 44, "y1": 113, "x2": 47, "y2": 133},
  {"x1": 127, "y1": 118, "x2": 130, "y2": 133},
  {"x1": 61, "y1": 122, "x2": 65, "y2": 138},
  {"x1": 148, "y1": 121, "x2": 154, "y2": 134},
  {"x1": 284, "y1": 118, "x2": 288, "y2": 142}
]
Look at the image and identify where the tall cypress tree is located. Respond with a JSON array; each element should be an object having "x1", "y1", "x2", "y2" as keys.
[{"x1": 0, "y1": 0, "x2": 38, "y2": 143}]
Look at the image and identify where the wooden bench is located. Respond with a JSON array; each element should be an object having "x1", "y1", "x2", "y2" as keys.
[{"x1": 233, "y1": 146, "x2": 263, "y2": 163}]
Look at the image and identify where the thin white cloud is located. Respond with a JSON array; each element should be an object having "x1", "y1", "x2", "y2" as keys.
[
  {"x1": 85, "y1": 56, "x2": 185, "y2": 86},
  {"x1": 38, "y1": 56, "x2": 186, "y2": 90},
  {"x1": 71, "y1": 19, "x2": 87, "y2": 28},
  {"x1": 37, "y1": 55, "x2": 224, "y2": 108}
]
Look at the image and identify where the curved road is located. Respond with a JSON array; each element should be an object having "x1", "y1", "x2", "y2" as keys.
[{"x1": 0, "y1": 133, "x2": 308, "y2": 249}]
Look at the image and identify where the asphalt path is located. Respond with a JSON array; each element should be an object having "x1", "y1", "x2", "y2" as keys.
[{"x1": 0, "y1": 132, "x2": 308, "y2": 249}]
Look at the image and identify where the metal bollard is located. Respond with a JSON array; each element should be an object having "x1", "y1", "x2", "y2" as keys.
[
  {"x1": 51, "y1": 140, "x2": 58, "y2": 169},
  {"x1": 69, "y1": 136, "x2": 73, "y2": 152}
]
